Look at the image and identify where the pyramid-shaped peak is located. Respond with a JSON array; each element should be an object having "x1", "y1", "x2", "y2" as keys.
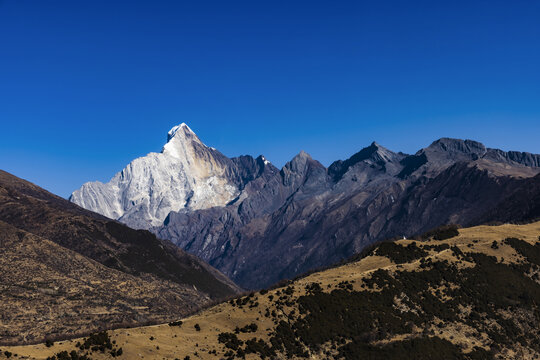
[
  {"x1": 284, "y1": 150, "x2": 316, "y2": 171},
  {"x1": 167, "y1": 123, "x2": 197, "y2": 142},
  {"x1": 162, "y1": 123, "x2": 206, "y2": 158},
  {"x1": 328, "y1": 141, "x2": 402, "y2": 182},
  {"x1": 296, "y1": 150, "x2": 312, "y2": 159},
  {"x1": 354, "y1": 141, "x2": 395, "y2": 162}
]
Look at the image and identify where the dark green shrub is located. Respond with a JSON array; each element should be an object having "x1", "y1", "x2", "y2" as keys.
[
  {"x1": 218, "y1": 332, "x2": 243, "y2": 350},
  {"x1": 374, "y1": 241, "x2": 427, "y2": 264},
  {"x1": 420, "y1": 224, "x2": 460, "y2": 240}
]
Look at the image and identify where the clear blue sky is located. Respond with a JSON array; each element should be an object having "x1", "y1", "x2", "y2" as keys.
[{"x1": 1, "y1": 0, "x2": 539, "y2": 198}]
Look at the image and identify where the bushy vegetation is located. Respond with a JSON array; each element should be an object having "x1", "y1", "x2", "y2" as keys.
[
  {"x1": 229, "y1": 292, "x2": 259, "y2": 308},
  {"x1": 234, "y1": 323, "x2": 257, "y2": 334},
  {"x1": 216, "y1": 236, "x2": 540, "y2": 359},
  {"x1": 304, "y1": 282, "x2": 322, "y2": 294},
  {"x1": 218, "y1": 332, "x2": 243, "y2": 350},
  {"x1": 339, "y1": 336, "x2": 488, "y2": 360},
  {"x1": 46, "y1": 331, "x2": 122, "y2": 360},
  {"x1": 79, "y1": 331, "x2": 112, "y2": 352},
  {"x1": 373, "y1": 241, "x2": 427, "y2": 264},
  {"x1": 244, "y1": 337, "x2": 274, "y2": 358},
  {"x1": 505, "y1": 237, "x2": 540, "y2": 265},
  {"x1": 420, "y1": 224, "x2": 460, "y2": 240}
]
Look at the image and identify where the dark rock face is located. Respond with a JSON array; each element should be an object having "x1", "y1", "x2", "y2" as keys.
[
  {"x1": 153, "y1": 138, "x2": 540, "y2": 289},
  {"x1": 472, "y1": 172, "x2": 540, "y2": 225}
]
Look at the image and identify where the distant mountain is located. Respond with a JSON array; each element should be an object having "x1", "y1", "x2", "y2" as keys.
[
  {"x1": 71, "y1": 125, "x2": 540, "y2": 289},
  {"x1": 0, "y1": 170, "x2": 240, "y2": 345},
  {"x1": 70, "y1": 123, "x2": 271, "y2": 229}
]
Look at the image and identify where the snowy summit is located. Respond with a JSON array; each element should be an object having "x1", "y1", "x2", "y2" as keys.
[{"x1": 70, "y1": 123, "x2": 245, "y2": 228}]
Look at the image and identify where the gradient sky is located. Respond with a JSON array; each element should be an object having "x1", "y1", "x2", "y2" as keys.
[{"x1": 1, "y1": 0, "x2": 539, "y2": 198}]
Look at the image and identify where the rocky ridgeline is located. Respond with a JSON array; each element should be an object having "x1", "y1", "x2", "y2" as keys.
[{"x1": 71, "y1": 125, "x2": 540, "y2": 289}]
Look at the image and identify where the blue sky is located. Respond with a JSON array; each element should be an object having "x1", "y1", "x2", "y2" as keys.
[{"x1": 1, "y1": 0, "x2": 539, "y2": 198}]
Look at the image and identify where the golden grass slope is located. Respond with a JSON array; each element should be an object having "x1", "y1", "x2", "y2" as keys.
[{"x1": 4, "y1": 221, "x2": 540, "y2": 360}]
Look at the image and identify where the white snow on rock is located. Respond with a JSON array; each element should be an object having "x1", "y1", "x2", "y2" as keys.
[{"x1": 70, "y1": 123, "x2": 240, "y2": 229}]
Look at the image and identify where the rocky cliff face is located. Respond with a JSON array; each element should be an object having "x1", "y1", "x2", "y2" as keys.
[
  {"x1": 70, "y1": 124, "x2": 270, "y2": 229},
  {"x1": 153, "y1": 136, "x2": 540, "y2": 289},
  {"x1": 71, "y1": 125, "x2": 540, "y2": 289}
]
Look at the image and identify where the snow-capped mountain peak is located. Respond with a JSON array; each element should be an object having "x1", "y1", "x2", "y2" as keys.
[
  {"x1": 70, "y1": 123, "x2": 244, "y2": 229},
  {"x1": 167, "y1": 123, "x2": 198, "y2": 142},
  {"x1": 162, "y1": 123, "x2": 206, "y2": 159}
]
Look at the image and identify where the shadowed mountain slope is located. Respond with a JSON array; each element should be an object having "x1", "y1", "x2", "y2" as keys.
[
  {"x1": 0, "y1": 170, "x2": 240, "y2": 345},
  {"x1": 154, "y1": 138, "x2": 540, "y2": 289}
]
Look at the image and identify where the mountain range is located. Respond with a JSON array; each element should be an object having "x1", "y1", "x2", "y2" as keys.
[
  {"x1": 71, "y1": 124, "x2": 540, "y2": 289},
  {"x1": 3, "y1": 124, "x2": 540, "y2": 358}
]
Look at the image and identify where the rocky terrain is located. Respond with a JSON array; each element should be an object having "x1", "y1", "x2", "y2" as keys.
[
  {"x1": 71, "y1": 125, "x2": 540, "y2": 289},
  {"x1": 0, "y1": 170, "x2": 240, "y2": 345},
  {"x1": 70, "y1": 124, "x2": 270, "y2": 229},
  {"x1": 6, "y1": 221, "x2": 540, "y2": 359}
]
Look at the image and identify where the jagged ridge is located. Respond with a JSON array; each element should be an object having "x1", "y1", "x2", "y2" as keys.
[{"x1": 71, "y1": 126, "x2": 540, "y2": 289}]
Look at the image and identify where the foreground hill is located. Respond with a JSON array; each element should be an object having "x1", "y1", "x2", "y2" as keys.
[
  {"x1": 7, "y1": 221, "x2": 540, "y2": 359},
  {"x1": 0, "y1": 170, "x2": 240, "y2": 345},
  {"x1": 70, "y1": 125, "x2": 540, "y2": 289}
]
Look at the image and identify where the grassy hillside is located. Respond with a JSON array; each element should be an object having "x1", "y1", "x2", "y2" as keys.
[{"x1": 4, "y1": 221, "x2": 540, "y2": 359}]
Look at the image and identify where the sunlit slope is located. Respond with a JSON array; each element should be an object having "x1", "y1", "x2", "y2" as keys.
[{"x1": 6, "y1": 221, "x2": 540, "y2": 360}]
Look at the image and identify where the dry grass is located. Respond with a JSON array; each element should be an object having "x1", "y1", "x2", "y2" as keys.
[{"x1": 4, "y1": 220, "x2": 540, "y2": 359}]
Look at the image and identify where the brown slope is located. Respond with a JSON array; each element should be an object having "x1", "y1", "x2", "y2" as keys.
[
  {"x1": 0, "y1": 220, "x2": 206, "y2": 345},
  {"x1": 0, "y1": 170, "x2": 240, "y2": 345},
  {"x1": 7, "y1": 221, "x2": 540, "y2": 359}
]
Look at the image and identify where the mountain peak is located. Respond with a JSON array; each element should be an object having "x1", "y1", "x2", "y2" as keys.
[
  {"x1": 328, "y1": 141, "x2": 401, "y2": 181},
  {"x1": 167, "y1": 123, "x2": 197, "y2": 142},
  {"x1": 296, "y1": 150, "x2": 311, "y2": 159},
  {"x1": 284, "y1": 151, "x2": 313, "y2": 170},
  {"x1": 162, "y1": 123, "x2": 206, "y2": 159},
  {"x1": 428, "y1": 138, "x2": 486, "y2": 154},
  {"x1": 73, "y1": 123, "x2": 245, "y2": 228},
  {"x1": 422, "y1": 138, "x2": 487, "y2": 162}
]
